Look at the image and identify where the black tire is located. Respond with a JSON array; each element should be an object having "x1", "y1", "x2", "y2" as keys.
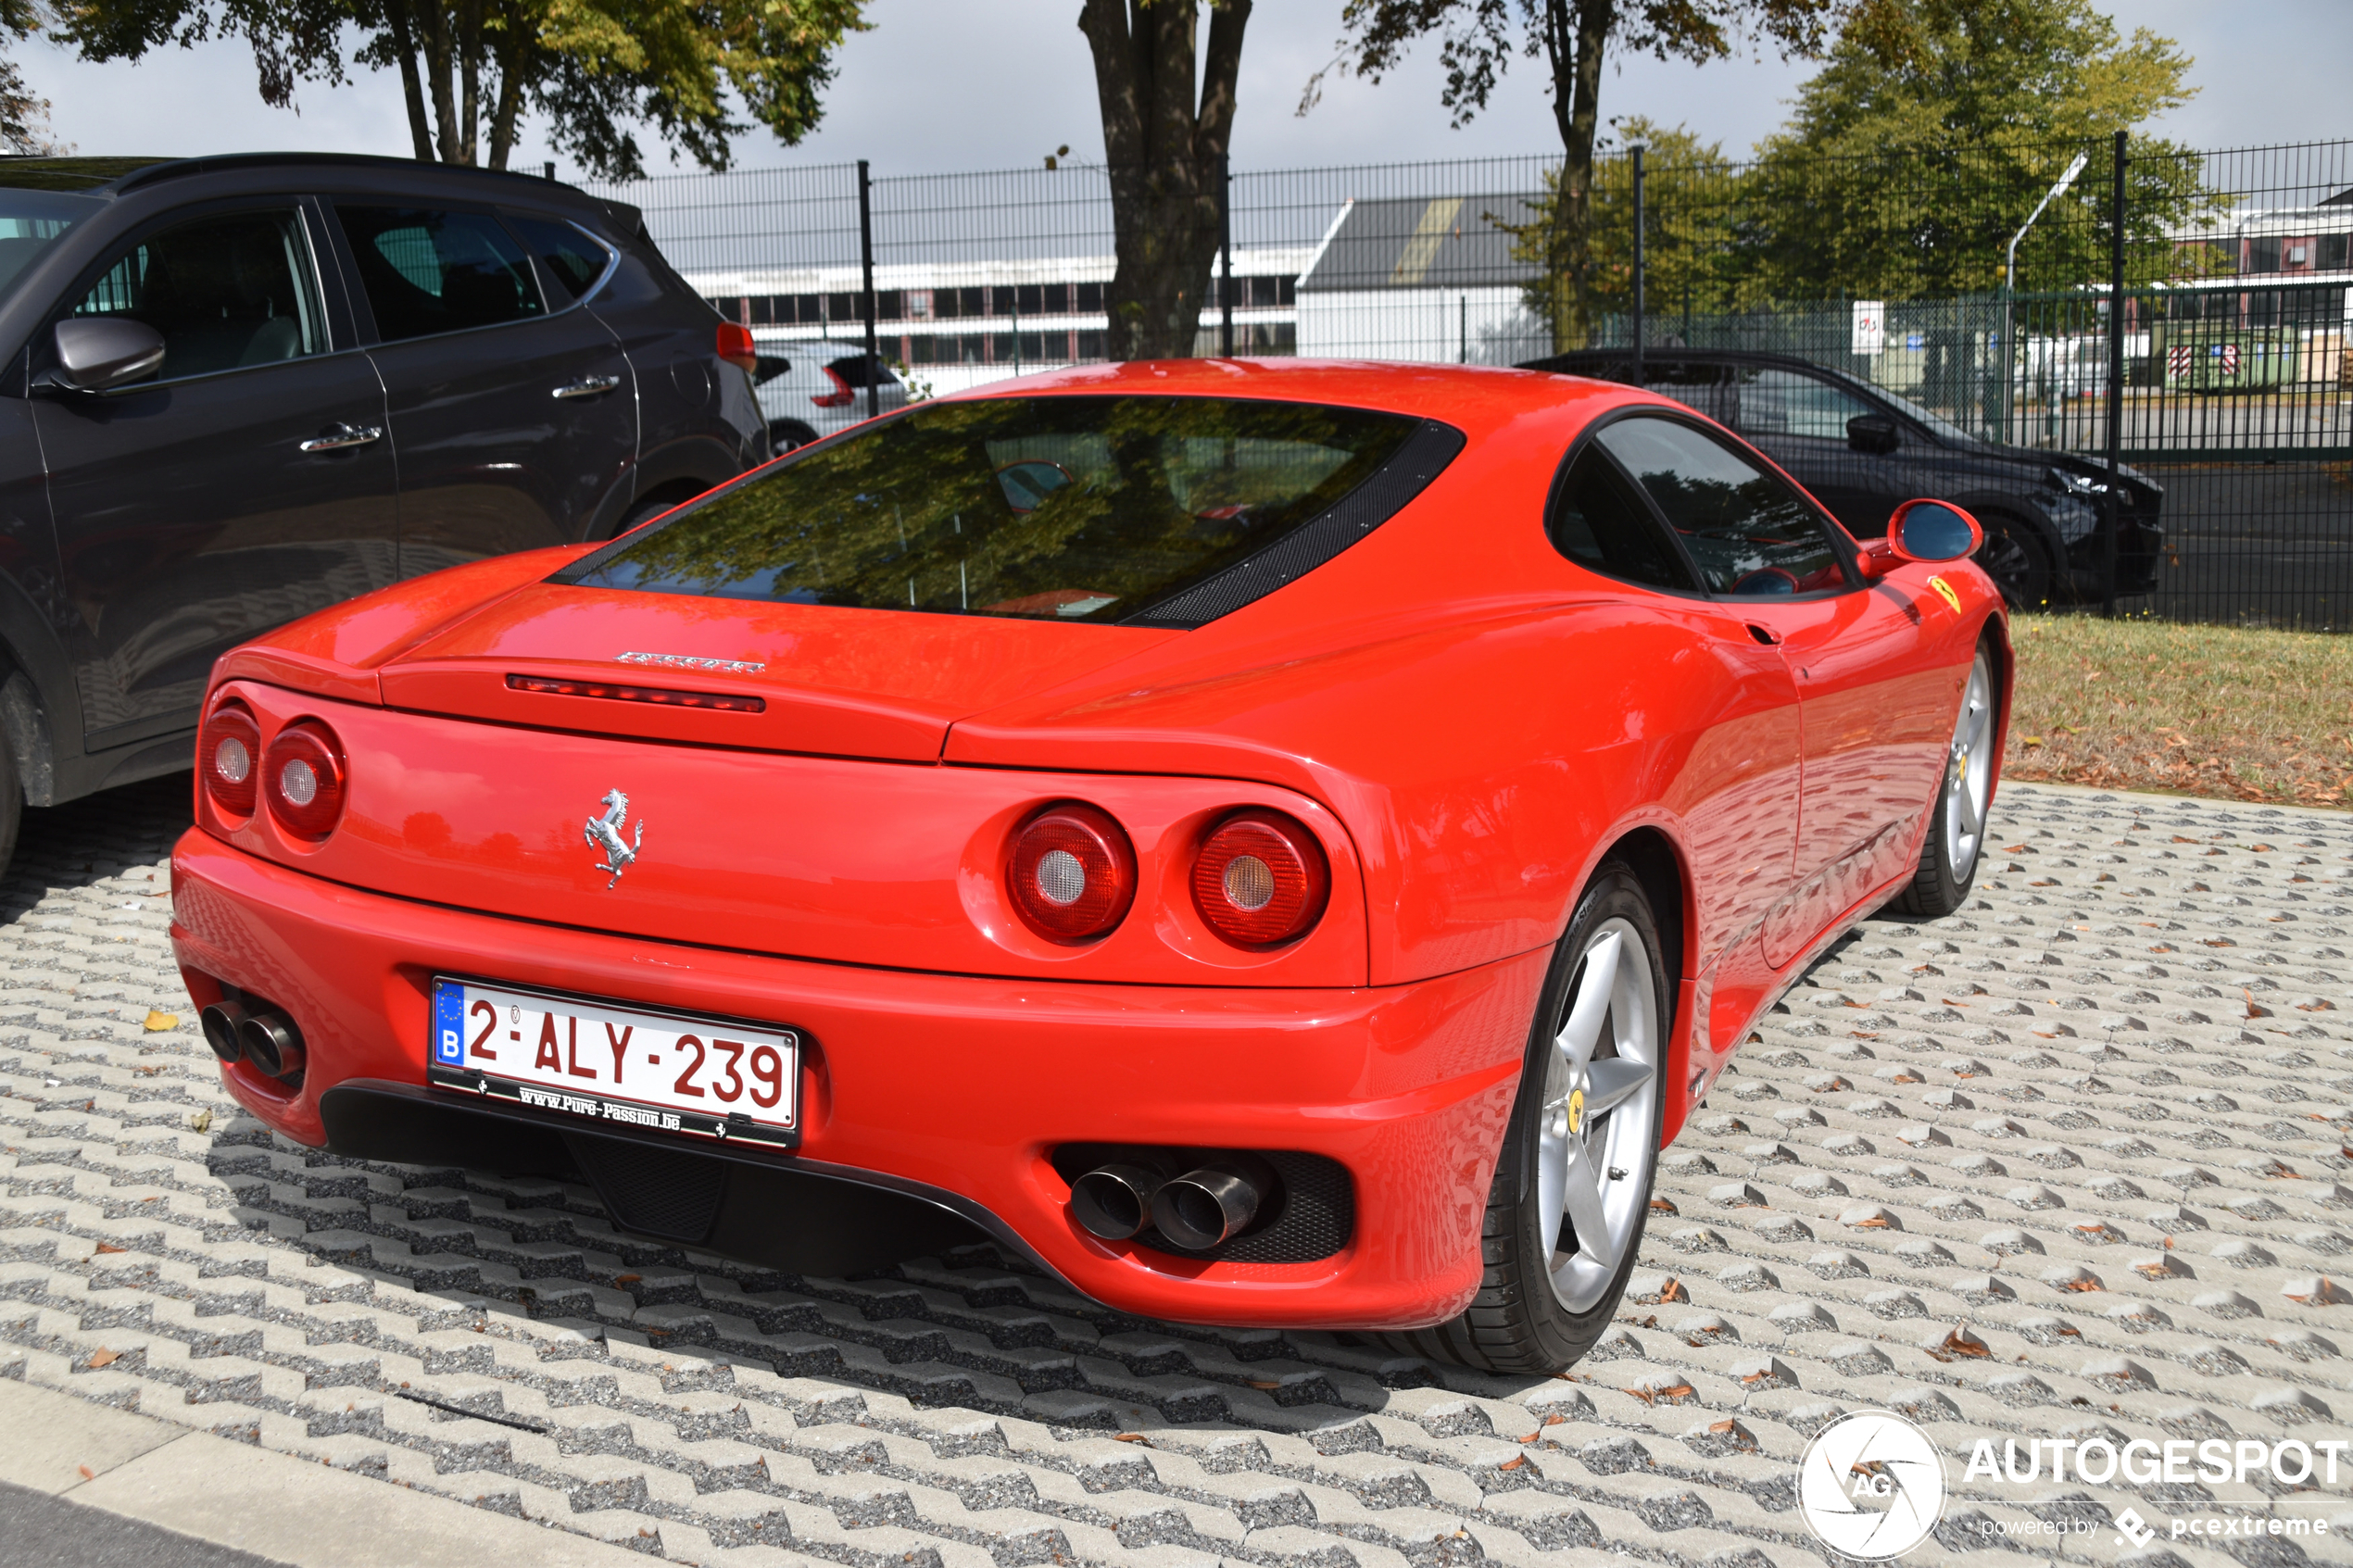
[
  {"x1": 768, "y1": 420, "x2": 819, "y2": 456},
  {"x1": 1893, "y1": 638, "x2": 1999, "y2": 918},
  {"x1": 1973, "y1": 510, "x2": 2058, "y2": 610},
  {"x1": 1381, "y1": 863, "x2": 1669, "y2": 1374},
  {"x1": 0, "y1": 710, "x2": 19, "y2": 886},
  {"x1": 609, "y1": 492, "x2": 689, "y2": 540}
]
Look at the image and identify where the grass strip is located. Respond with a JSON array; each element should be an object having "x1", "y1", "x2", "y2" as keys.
[{"x1": 2002, "y1": 613, "x2": 2353, "y2": 809}]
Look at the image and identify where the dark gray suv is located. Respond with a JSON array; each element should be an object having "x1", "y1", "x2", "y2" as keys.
[{"x1": 0, "y1": 154, "x2": 766, "y2": 875}]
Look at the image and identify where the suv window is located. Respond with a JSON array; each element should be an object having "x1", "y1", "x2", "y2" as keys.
[
  {"x1": 1593, "y1": 416, "x2": 1848, "y2": 596},
  {"x1": 506, "y1": 215, "x2": 612, "y2": 305},
  {"x1": 337, "y1": 207, "x2": 544, "y2": 341},
  {"x1": 1547, "y1": 445, "x2": 1694, "y2": 591},
  {"x1": 72, "y1": 207, "x2": 324, "y2": 382},
  {"x1": 1735, "y1": 367, "x2": 1878, "y2": 440}
]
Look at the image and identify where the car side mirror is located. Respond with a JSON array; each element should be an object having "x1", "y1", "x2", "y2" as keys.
[
  {"x1": 49, "y1": 318, "x2": 166, "y2": 393},
  {"x1": 1886, "y1": 499, "x2": 1983, "y2": 564},
  {"x1": 1846, "y1": 413, "x2": 1900, "y2": 455}
]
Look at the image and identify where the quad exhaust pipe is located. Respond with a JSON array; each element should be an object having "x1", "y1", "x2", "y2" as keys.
[
  {"x1": 1068, "y1": 1152, "x2": 1272, "y2": 1249},
  {"x1": 199, "y1": 997, "x2": 306, "y2": 1079}
]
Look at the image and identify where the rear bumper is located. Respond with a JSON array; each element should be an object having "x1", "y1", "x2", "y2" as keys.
[{"x1": 171, "y1": 828, "x2": 1545, "y2": 1331}]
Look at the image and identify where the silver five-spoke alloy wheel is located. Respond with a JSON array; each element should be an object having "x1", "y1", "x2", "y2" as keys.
[
  {"x1": 1942, "y1": 649, "x2": 1995, "y2": 883},
  {"x1": 1537, "y1": 917, "x2": 1661, "y2": 1312}
]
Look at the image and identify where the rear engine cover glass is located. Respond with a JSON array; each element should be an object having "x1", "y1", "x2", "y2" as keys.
[{"x1": 559, "y1": 395, "x2": 1423, "y2": 623}]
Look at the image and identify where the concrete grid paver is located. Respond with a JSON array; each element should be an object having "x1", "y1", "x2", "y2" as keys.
[{"x1": 3, "y1": 775, "x2": 2351, "y2": 1565}]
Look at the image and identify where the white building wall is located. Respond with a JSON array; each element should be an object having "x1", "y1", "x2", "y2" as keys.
[{"x1": 1295, "y1": 285, "x2": 1550, "y2": 366}]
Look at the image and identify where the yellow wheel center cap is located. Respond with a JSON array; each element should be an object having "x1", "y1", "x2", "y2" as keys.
[
  {"x1": 1567, "y1": 1087, "x2": 1586, "y2": 1135},
  {"x1": 1957, "y1": 751, "x2": 1969, "y2": 784}
]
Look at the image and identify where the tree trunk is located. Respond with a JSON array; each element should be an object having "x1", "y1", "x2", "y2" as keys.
[
  {"x1": 419, "y1": 4, "x2": 464, "y2": 163},
  {"x1": 1541, "y1": 0, "x2": 1613, "y2": 351},
  {"x1": 1078, "y1": 0, "x2": 1250, "y2": 360},
  {"x1": 381, "y1": 0, "x2": 437, "y2": 160},
  {"x1": 487, "y1": 37, "x2": 524, "y2": 170},
  {"x1": 457, "y1": 0, "x2": 482, "y2": 165}
]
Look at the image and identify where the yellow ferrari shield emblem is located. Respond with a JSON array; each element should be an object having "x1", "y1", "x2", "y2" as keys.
[
  {"x1": 1567, "y1": 1087, "x2": 1586, "y2": 1135},
  {"x1": 1927, "y1": 575, "x2": 1963, "y2": 614}
]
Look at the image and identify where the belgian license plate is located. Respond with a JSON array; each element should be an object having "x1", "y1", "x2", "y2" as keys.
[{"x1": 428, "y1": 978, "x2": 800, "y2": 1148}]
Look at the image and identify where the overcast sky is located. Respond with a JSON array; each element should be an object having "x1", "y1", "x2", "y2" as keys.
[{"x1": 24, "y1": 0, "x2": 2353, "y2": 182}]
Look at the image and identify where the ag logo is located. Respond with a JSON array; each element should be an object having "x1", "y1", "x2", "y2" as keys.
[{"x1": 1798, "y1": 1410, "x2": 1945, "y2": 1559}]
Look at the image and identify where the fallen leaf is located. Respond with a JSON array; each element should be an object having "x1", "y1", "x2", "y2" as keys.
[
  {"x1": 93, "y1": 1243, "x2": 126, "y2": 1255},
  {"x1": 142, "y1": 1011, "x2": 178, "y2": 1033},
  {"x1": 77, "y1": 1464, "x2": 94, "y2": 1480},
  {"x1": 2246, "y1": 990, "x2": 2273, "y2": 1020},
  {"x1": 1245, "y1": 1379, "x2": 1282, "y2": 1391},
  {"x1": 1937, "y1": 1324, "x2": 1991, "y2": 1359},
  {"x1": 86, "y1": 1348, "x2": 119, "y2": 1368},
  {"x1": 1710, "y1": 1419, "x2": 1738, "y2": 1433},
  {"x1": 1113, "y1": 1433, "x2": 1151, "y2": 1445},
  {"x1": 1496, "y1": 1454, "x2": 1526, "y2": 1471},
  {"x1": 614, "y1": 1273, "x2": 641, "y2": 1286},
  {"x1": 189, "y1": 1109, "x2": 211, "y2": 1134},
  {"x1": 1657, "y1": 1277, "x2": 1688, "y2": 1303},
  {"x1": 1649, "y1": 1196, "x2": 1679, "y2": 1215},
  {"x1": 2021, "y1": 736, "x2": 2044, "y2": 747}
]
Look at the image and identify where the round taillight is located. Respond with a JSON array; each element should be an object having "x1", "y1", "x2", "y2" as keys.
[
  {"x1": 201, "y1": 704, "x2": 260, "y2": 817},
  {"x1": 263, "y1": 722, "x2": 346, "y2": 838},
  {"x1": 1008, "y1": 802, "x2": 1136, "y2": 943},
  {"x1": 1192, "y1": 809, "x2": 1330, "y2": 948}
]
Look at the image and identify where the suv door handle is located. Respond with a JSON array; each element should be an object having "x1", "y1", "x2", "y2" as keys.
[
  {"x1": 552, "y1": 375, "x2": 621, "y2": 399},
  {"x1": 298, "y1": 422, "x2": 384, "y2": 452}
]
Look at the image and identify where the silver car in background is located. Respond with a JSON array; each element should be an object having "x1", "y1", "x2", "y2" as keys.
[{"x1": 753, "y1": 338, "x2": 911, "y2": 452}]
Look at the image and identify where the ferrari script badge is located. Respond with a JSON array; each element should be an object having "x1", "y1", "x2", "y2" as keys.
[{"x1": 585, "y1": 788, "x2": 644, "y2": 888}]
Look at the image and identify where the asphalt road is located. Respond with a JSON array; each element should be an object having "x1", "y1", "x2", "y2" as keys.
[{"x1": 4, "y1": 772, "x2": 2351, "y2": 1566}]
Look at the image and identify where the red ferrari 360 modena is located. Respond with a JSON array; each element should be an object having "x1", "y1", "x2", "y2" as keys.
[{"x1": 171, "y1": 359, "x2": 2007, "y2": 1374}]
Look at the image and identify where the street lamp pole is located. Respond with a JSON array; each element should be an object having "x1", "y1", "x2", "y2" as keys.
[{"x1": 2002, "y1": 149, "x2": 2090, "y2": 443}]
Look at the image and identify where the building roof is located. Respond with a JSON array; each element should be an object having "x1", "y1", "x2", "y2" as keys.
[{"x1": 1297, "y1": 193, "x2": 1542, "y2": 293}]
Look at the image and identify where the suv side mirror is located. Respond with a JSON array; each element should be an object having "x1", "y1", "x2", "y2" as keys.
[
  {"x1": 1846, "y1": 413, "x2": 1901, "y2": 454},
  {"x1": 50, "y1": 318, "x2": 166, "y2": 393},
  {"x1": 1886, "y1": 498, "x2": 1983, "y2": 563}
]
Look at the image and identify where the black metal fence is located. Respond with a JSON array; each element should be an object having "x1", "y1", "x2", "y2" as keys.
[{"x1": 587, "y1": 137, "x2": 2353, "y2": 630}]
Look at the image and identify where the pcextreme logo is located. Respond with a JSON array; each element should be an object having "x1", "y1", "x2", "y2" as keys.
[{"x1": 1798, "y1": 1411, "x2": 1945, "y2": 1559}]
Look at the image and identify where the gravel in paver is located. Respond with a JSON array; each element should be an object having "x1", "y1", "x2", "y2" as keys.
[{"x1": 4, "y1": 777, "x2": 2350, "y2": 1567}]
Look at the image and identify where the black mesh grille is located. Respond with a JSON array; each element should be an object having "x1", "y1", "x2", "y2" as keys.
[
  {"x1": 566, "y1": 1134, "x2": 728, "y2": 1244},
  {"x1": 1126, "y1": 420, "x2": 1467, "y2": 628},
  {"x1": 1051, "y1": 1146, "x2": 1355, "y2": 1264}
]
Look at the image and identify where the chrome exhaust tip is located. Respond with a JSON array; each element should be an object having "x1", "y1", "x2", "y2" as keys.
[
  {"x1": 1068, "y1": 1161, "x2": 1172, "y2": 1241},
  {"x1": 236, "y1": 1010, "x2": 306, "y2": 1078},
  {"x1": 198, "y1": 1001, "x2": 246, "y2": 1063},
  {"x1": 1151, "y1": 1160, "x2": 1264, "y2": 1249}
]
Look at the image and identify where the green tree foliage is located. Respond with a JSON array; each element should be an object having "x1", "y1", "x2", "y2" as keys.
[
  {"x1": 0, "y1": 0, "x2": 69, "y2": 154},
  {"x1": 1304, "y1": 0, "x2": 1840, "y2": 350},
  {"x1": 51, "y1": 0, "x2": 866, "y2": 177},
  {"x1": 1739, "y1": 0, "x2": 2215, "y2": 298},
  {"x1": 1503, "y1": 117, "x2": 1746, "y2": 327}
]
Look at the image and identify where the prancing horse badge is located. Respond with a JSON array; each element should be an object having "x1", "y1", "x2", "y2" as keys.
[{"x1": 585, "y1": 788, "x2": 644, "y2": 887}]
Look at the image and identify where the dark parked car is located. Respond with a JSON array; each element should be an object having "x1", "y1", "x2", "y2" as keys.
[
  {"x1": 0, "y1": 153, "x2": 766, "y2": 874},
  {"x1": 1520, "y1": 349, "x2": 2163, "y2": 610}
]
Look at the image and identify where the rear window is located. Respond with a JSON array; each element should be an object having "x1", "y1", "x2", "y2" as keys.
[{"x1": 562, "y1": 395, "x2": 1428, "y2": 623}]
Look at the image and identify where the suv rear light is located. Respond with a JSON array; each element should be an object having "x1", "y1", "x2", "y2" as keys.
[
  {"x1": 1192, "y1": 809, "x2": 1330, "y2": 948},
  {"x1": 717, "y1": 321, "x2": 757, "y2": 372},
  {"x1": 264, "y1": 721, "x2": 346, "y2": 838},
  {"x1": 1008, "y1": 803, "x2": 1136, "y2": 943},
  {"x1": 201, "y1": 702, "x2": 260, "y2": 817},
  {"x1": 811, "y1": 365, "x2": 856, "y2": 408}
]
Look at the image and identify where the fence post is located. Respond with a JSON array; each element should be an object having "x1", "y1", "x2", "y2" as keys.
[
  {"x1": 1630, "y1": 144, "x2": 1645, "y2": 387},
  {"x1": 858, "y1": 159, "x2": 880, "y2": 420},
  {"x1": 2104, "y1": 130, "x2": 2125, "y2": 618},
  {"x1": 1218, "y1": 153, "x2": 1234, "y2": 358}
]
